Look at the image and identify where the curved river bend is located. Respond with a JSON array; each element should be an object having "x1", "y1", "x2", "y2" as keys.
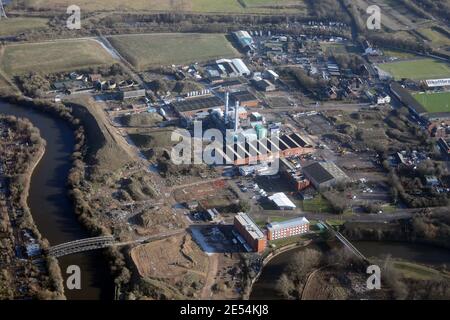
[
  {"x1": 251, "y1": 241, "x2": 450, "y2": 300},
  {"x1": 0, "y1": 101, "x2": 113, "y2": 300}
]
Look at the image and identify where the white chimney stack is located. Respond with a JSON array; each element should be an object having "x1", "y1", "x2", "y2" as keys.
[
  {"x1": 234, "y1": 100, "x2": 240, "y2": 132},
  {"x1": 224, "y1": 91, "x2": 229, "y2": 125}
]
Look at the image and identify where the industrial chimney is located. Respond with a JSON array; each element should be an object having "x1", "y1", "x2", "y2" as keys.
[
  {"x1": 234, "y1": 100, "x2": 240, "y2": 132},
  {"x1": 224, "y1": 91, "x2": 229, "y2": 125}
]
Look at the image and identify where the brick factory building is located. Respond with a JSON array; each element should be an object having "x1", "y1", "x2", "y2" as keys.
[
  {"x1": 172, "y1": 95, "x2": 224, "y2": 118},
  {"x1": 267, "y1": 217, "x2": 310, "y2": 241},
  {"x1": 233, "y1": 212, "x2": 266, "y2": 253},
  {"x1": 230, "y1": 90, "x2": 259, "y2": 108},
  {"x1": 217, "y1": 132, "x2": 314, "y2": 166}
]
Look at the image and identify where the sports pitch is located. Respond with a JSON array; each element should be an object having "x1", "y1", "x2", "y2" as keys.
[
  {"x1": 108, "y1": 33, "x2": 240, "y2": 71},
  {"x1": 377, "y1": 58, "x2": 450, "y2": 80},
  {"x1": 413, "y1": 91, "x2": 450, "y2": 113}
]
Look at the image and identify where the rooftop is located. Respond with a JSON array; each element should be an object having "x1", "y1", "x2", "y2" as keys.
[
  {"x1": 303, "y1": 161, "x2": 348, "y2": 184},
  {"x1": 268, "y1": 192, "x2": 297, "y2": 209},
  {"x1": 235, "y1": 212, "x2": 265, "y2": 240},
  {"x1": 267, "y1": 217, "x2": 310, "y2": 232},
  {"x1": 172, "y1": 95, "x2": 223, "y2": 113}
]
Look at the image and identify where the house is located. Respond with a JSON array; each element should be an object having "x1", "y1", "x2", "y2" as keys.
[{"x1": 89, "y1": 74, "x2": 102, "y2": 82}]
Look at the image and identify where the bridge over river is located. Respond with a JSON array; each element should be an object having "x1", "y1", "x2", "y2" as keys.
[{"x1": 47, "y1": 228, "x2": 186, "y2": 258}]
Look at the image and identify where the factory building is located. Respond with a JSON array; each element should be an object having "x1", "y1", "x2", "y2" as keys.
[
  {"x1": 232, "y1": 30, "x2": 255, "y2": 52},
  {"x1": 302, "y1": 161, "x2": 350, "y2": 189},
  {"x1": 120, "y1": 89, "x2": 147, "y2": 100},
  {"x1": 215, "y1": 132, "x2": 314, "y2": 166},
  {"x1": 216, "y1": 58, "x2": 251, "y2": 77},
  {"x1": 171, "y1": 95, "x2": 224, "y2": 118},
  {"x1": 268, "y1": 192, "x2": 296, "y2": 210},
  {"x1": 230, "y1": 90, "x2": 259, "y2": 108},
  {"x1": 267, "y1": 217, "x2": 310, "y2": 240},
  {"x1": 233, "y1": 212, "x2": 266, "y2": 253}
]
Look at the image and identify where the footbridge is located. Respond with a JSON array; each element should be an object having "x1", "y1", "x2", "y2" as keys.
[
  {"x1": 47, "y1": 236, "x2": 116, "y2": 258},
  {"x1": 47, "y1": 228, "x2": 187, "y2": 258},
  {"x1": 319, "y1": 221, "x2": 369, "y2": 263}
]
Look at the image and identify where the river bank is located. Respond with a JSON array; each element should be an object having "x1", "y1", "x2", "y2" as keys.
[
  {"x1": 0, "y1": 115, "x2": 64, "y2": 298},
  {"x1": 0, "y1": 96, "x2": 114, "y2": 299}
]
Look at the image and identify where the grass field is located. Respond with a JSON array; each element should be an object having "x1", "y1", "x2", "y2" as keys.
[
  {"x1": 418, "y1": 28, "x2": 450, "y2": 47},
  {"x1": 302, "y1": 195, "x2": 333, "y2": 213},
  {"x1": 382, "y1": 49, "x2": 419, "y2": 60},
  {"x1": 0, "y1": 40, "x2": 115, "y2": 75},
  {"x1": 21, "y1": 0, "x2": 307, "y2": 13},
  {"x1": 108, "y1": 33, "x2": 240, "y2": 70},
  {"x1": 393, "y1": 261, "x2": 450, "y2": 281},
  {"x1": 413, "y1": 91, "x2": 450, "y2": 113},
  {"x1": 0, "y1": 17, "x2": 49, "y2": 36},
  {"x1": 377, "y1": 58, "x2": 450, "y2": 80}
]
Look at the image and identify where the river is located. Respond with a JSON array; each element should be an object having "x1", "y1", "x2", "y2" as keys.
[
  {"x1": 0, "y1": 100, "x2": 113, "y2": 300},
  {"x1": 250, "y1": 240, "x2": 450, "y2": 300}
]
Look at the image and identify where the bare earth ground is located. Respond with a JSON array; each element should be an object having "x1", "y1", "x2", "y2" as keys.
[{"x1": 130, "y1": 233, "x2": 210, "y2": 298}]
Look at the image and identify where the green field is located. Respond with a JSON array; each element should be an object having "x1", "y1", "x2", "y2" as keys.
[
  {"x1": 382, "y1": 49, "x2": 419, "y2": 60},
  {"x1": 413, "y1": 91, "x2": 450, "y2": 113},
  {"x1": 393, "y1": 261, "x2": 450, "y2": 281},
  {"x1": 22, "y1": 0, "x2": 307, "y2": 13},
  {"x1": 108, "y1": 33, "x2": 240, "y2": 70},
  {"x1": 0, "y1": 17, "x2": 49, "y2": 36},
  {"x1": 418, "y1": 28, "x2": 450, "y2": 47},
  {"x1": 378, "y1": 58, "x2": 450, "y2": 80},
  {"x1": 0, "y1": 40, "x2": 115, "y2": 75},
  {"x1": 302, "y1": 195, "x2": 333, "y2": 213}
]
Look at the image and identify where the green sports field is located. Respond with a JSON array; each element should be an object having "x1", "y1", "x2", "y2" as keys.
[
  {"x1": 377, "y1": 58, "x2": 450, "y2": 80},
  {"x1": 413, "y1": 91, "x2": 450, "y2": 113},
  {"x1": 108, "y1": 33, "x2": 240, "y2": 71}
]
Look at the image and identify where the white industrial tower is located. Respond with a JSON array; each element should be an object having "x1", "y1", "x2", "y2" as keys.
[{"x1": 0, "y1": 0, "x2": 7, "y2": 19}]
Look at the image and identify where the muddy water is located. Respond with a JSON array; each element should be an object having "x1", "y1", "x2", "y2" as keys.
[{"x1": 0, "y1": 101, "x2": 113, "y2": 300}]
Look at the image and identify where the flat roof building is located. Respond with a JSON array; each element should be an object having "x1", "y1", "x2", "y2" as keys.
[
  {"x1": 230, "y1": 90, "x2": 259, "y2": 108},
  {"x1": 121, "y1": 89, "x2": 146, "y2": 100},
  {"x1": 234, "y1": 212, "x2": 266, "y2": 253},
  {"x1": 268, "y1": 192, "x2": 296, "y2": 210},
  {"x1": 172, "y1": 95, "x2": 224, "y2": 117},
  {"x1": 232, "y1": 31, "x2": 254, "y2": 52},
  {"x1": 267, "y1": 217, "x2": 310, "y2": 241}
]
